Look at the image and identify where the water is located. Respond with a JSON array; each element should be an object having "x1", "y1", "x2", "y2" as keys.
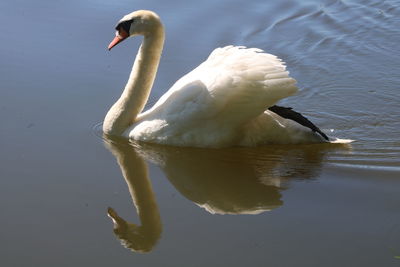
[{"x1": 0, "y1": 0, "x2": 399, "y2": 266}]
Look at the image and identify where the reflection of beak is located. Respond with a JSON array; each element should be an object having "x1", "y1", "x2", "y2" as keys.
[
  {"x1": 108, "y1": 28, "x2": 129, "y2": 50},
  {"x1": 107, "y1": 207, "x2": 126, "y2": 227}
]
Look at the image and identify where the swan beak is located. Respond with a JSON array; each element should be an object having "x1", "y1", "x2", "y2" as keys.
[{"x1": 108, "y1": 29, "x2": 129, "y2": 50}]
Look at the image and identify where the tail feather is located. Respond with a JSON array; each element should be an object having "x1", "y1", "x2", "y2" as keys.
[{"x1": 268, "y1": 105, "x2": 329, "y2": 141}]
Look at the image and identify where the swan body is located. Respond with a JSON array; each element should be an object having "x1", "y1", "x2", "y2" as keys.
[{"x1": 104, "y1": 10, "x2": 329, "y2": 148}]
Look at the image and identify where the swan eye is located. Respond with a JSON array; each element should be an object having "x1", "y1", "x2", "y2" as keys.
[{"x1": 115, "y1": 19, "x2": 134, "y2": 33}]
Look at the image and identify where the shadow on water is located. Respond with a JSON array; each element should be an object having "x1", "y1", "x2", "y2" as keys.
[{"x1": 102, "y1": 135, "x2": 351, "y2": 253}]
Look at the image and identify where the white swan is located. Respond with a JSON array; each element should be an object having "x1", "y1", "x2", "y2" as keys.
[{"x1": 103, "y1": 10, "x2": 330, "y2": 148}]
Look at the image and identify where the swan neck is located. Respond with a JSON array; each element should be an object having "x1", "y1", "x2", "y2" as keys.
[
  {"x1": 124, "y1": 29, "x2": 165, "y2": 103},
  {"x1": 103, "y1": 26, "x2": 164, "y2": 136}
]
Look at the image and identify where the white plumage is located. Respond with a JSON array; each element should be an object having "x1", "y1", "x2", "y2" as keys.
[{"x1": 104, "y1": 10, "x2": 330, "y2": 148}]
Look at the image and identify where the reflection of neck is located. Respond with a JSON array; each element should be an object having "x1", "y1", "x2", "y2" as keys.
[
  {"x1": 105, "y1": 138, "x2": 162, "y2": 253},
  {"x1": 118, "y1": 145, "x2": 161, "y2": 230}
]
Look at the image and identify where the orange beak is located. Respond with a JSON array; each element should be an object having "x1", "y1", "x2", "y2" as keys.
[{"x1": 108, "y1": 28, "x2": 129, "y2": 50}]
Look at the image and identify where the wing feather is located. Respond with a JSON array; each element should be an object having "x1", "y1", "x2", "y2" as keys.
[{"x1": 133, "y1": 46, "x2": 299, "y2": 146}]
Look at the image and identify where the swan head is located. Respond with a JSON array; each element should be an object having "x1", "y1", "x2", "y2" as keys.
[{"x1": 108, "y1": 10, "x2": 162, "y2": 50}]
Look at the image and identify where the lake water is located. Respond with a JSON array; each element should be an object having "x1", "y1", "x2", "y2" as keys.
[{"x1": 1, "y1": 0, "x2": 399, "y2": 266}]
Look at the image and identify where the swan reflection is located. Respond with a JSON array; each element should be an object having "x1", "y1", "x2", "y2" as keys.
[
  {"x1": 103, "y1": 136, "x2": 344, "y2": 252},
  {"x1": 104, "y1": 138, "x2": 161, "y2": 253}
]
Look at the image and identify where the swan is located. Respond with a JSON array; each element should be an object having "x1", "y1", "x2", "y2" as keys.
[{"x1": 103, "y1": 10, "x2": 330, "y2": 148}]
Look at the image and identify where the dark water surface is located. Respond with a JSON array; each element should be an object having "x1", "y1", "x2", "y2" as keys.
[{"x1": 1, "y1": 0, "x2": 399, "y2": 266}]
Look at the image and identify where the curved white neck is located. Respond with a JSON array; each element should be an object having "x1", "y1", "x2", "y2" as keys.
[{"x1": 103, "y1": 27, "x2": 165, "y2": 136}]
